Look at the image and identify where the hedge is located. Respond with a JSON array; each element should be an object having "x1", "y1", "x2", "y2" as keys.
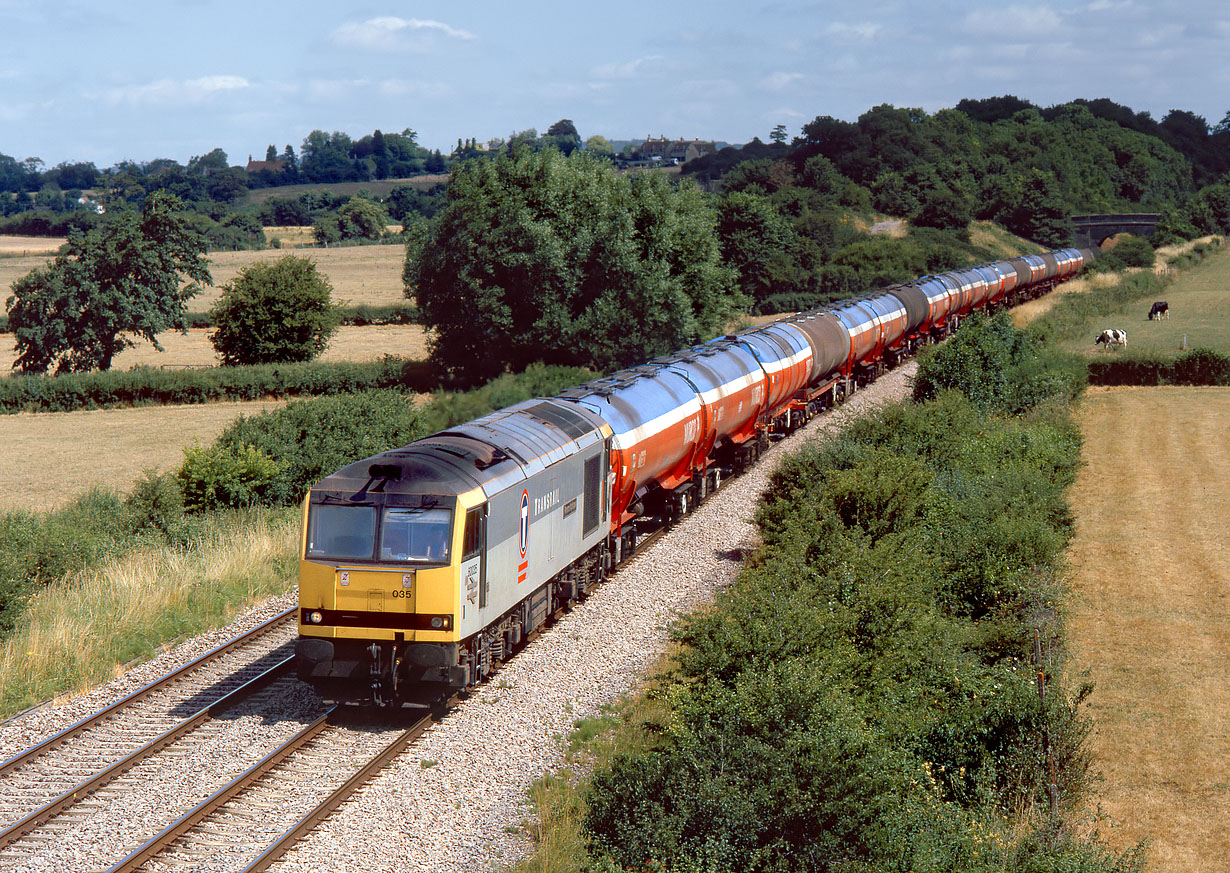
[
  {"x1": 578, "y1": 318, "x2": 1142, "y2": 872},
  {"x1": 1086, "y1": 347, "x2": 1230, "y2": 386},
  {"x1": 0, "y1": 356, "x2": 437, "y2": 414}
]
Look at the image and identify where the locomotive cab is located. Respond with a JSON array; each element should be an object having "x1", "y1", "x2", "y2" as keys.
[
  {"x1": 296, "y1": 397, "x2": 612, "y2": 707},
  {"x1": 297, "y1": 485, "x2": 482, "y2": 704}
]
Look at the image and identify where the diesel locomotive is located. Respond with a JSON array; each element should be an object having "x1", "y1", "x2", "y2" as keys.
[{"x1": 296, "y1": 247, "x2": 1093, "y2": 706}]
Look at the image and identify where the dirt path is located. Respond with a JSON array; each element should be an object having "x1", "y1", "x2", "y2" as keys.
[{"x1": 1066, "y1": 386, "x2": 1230, "y2": 870}]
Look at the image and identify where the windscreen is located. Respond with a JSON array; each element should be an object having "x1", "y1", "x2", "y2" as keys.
[
  {"x1": 379, "y1": 507, "x2": 453, "y2": 562},
  {"x1": 306, "y1": 504, "x2": 377, "y2": 560}
]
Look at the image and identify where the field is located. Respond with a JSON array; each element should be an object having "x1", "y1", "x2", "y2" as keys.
[
  {"x1": 0, "y1": 400, "x2": 286, "y2": 511},
  {"x1": 1, "y1": 235, "x2": 409, "y2": 315},
  {"x1": 0, "y1": 323, "x2": 430, "y2": 372},
  {"x1": 192, "y1": 242, "x2": 409, "y2": 311},
  {"x1": 238, "y1": 175, "x2": 449, "y2": 207},
  {"x1": 1013, "y1": 237, "x2": 1226, "y2": 343},
  {"x1": 1066, "y1": 386, "x2": 1230, "y2": 870},
  {"x1": 0, "y1": 236, "x2": 64, "y2": 257}
]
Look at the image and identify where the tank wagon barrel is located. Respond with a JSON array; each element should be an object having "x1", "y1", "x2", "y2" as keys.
[{"x1": 295, "y1": 245, "x2": 1094, "y2": 706}]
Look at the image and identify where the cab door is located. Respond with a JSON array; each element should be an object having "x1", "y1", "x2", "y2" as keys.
[{"x1": 461, "y1": 504, "x2": 487, "y2": 609}]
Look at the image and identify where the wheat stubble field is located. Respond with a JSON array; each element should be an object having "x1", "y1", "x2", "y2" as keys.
[
  {"x1": 1066, "y1": 386, "x2": 1230, "y2": 870},
  {"x1": 0, "y1": 401, "x2": 287, "y2": 510},
  {"x1": 0, "y1": 238, "x2": 409, "y2": 314}
]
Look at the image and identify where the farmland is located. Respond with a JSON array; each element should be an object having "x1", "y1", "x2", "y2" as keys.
[
  {"x1": 1, "y1": 237, "x2": 410, "y2": 315},
  {"x1": 0, "y1": 400, "x2": 286, "y2": 511},
  {"x1": 1067, "y1": 386, "x2": 1230, "y2": 870}
]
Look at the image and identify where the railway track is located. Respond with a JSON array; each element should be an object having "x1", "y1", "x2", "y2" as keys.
[
  {"x1": 0, "y1": 607, "x2": 299, "y2": 869},
  {"x1": 0, "y1": 365, "x2": 922, "y2": 871},
  {"x1": 107, "y1": 706, "x2": 434, "y2": 873}
]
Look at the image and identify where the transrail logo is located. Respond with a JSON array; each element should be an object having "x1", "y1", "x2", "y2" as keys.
[{"x1": 518, "y1": 489, "x2": 530, "y2": 583}]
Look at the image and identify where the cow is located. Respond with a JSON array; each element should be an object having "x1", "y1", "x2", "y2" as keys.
[
  {"x1": 1095, "y1": 329, "x2": 1127, "y2": 349},
  {"x1": 1149, "y1": 301, "x2": 1169, "y2": 320}
]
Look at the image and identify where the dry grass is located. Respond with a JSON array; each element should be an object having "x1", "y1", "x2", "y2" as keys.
[
  {"x1": 0, "y1": 323, "x2": 430, "y2": 373},
  {"x1": 0, "y1": 510, "x2": 298, "y2": 714},
  {"x1": 0, "y1": 401, "x2": 286, "y2": 511},
  {"x1": 1066, "y1": 386, "x2": 1230, "y2": 871},
  {"x1": 1, "y1": 239, "x2": 409, "y2": 313},
  {"x1": 0, "y1": 236, "x2": 64, "y2": 256}
]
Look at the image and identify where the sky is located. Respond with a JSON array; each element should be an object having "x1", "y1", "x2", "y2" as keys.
[{"x1": 2, "y1": 0, "x2": 1229, "y2": 170}]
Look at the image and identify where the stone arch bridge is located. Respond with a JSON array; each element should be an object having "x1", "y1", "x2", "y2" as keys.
[{"x1": 1071, "y1": 213, "x2": 1161, "y2": 247}]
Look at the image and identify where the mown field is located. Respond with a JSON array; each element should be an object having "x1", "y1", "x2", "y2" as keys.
[
  {"x1": 0, "y1": 323, "x2": 429, "y2": 373},
  {"x1": 0, "y1": 235, "x2": 409, "y2": 315},
  {"x1": 1067, "y1": 386, "x2": 1230, "y2": 871},
  {"x1": 0, "y1": 400, "x2": 286, "y2": 511}
]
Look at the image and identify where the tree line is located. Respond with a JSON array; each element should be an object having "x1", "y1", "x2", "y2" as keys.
[{"x1": 6, "y1": 97, "x2": 1230, "y2": 382}]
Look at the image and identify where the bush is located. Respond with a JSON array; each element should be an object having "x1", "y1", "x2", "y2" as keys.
[
  {"x1": 913, "y1": 312, "x2": 1085, "y2": 413},
  {"x1": 209, "y1": 255, "x2": 342, "y2": 366},
  {"x1": 0, "y1": 488, "x2": 131, "y2": 634},
  {"x1": 180, "y1": 390, "x2": 425, "y2": 507},
  {"x1": 123, "y1": 470, "x2": 186, "y2": 535},
  {"x1": 1171, "y1": 347, "x2": 1230, "y2": 385},
  {"x1": 1086, "y1": 348, "x2": 1230, "y2": 387},
  {"x1": 1091, "y1": 235, "x2": 1155, "y2": 272},
  {"x1": 179, "y1": 443, "x2": 288, "y2": 511},
  {"x1": 0, "y1": 356, "x2": 435, "y2": 414}
]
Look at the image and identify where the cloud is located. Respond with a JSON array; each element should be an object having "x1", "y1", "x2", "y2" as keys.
[
  {"x1": 824, "y1": 22, "x2": 882, "y2": 41},
  {"x1": 960, "y1": 6, "x2": 1064, "y2": 37},
  {"x1": 106, "y1": 75, "x2": 250, "y2": 106},
  {"x1": 333, "y1": 17, "x2": 475, "y2": 51},
  {"x1": 590, "y1": 55, "x2": 666, "y2": 80},
  {"x1": 763, "y1": 71, "x2": 804, "y2": 91}
]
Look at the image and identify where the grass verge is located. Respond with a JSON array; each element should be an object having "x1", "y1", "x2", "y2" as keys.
[{"x1": 0, "y1": 506, "x2": 297, "y2": 716}]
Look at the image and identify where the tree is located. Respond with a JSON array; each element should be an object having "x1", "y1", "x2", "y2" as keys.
[
  {"x1": 545, "y1": 119, "x2": 582, "y2": 155},
  {"x1": 5, "y1": 192, "x2": 211, "y2": 373},
  {"x1": 584, "y1": 135, "x2": 614, "y2": 159},
  {"x1": 265, "y1": 144, "x2": 278, "y2": 162},
  {"x1": 406, "y1": 148, "x2": 741, "y2": 384},
  {"x1": 209, "y1": 255, "x2": 340, "y2": 365},
  {"x1": 187, "y1": 148, "x2": 230, "y2": 175},
  {"x1": 770, "y1": 124, "x2": 788, "y2": 145},
  {"x1": 337, "y1": 196, "x2": 389, "y2": 239}
]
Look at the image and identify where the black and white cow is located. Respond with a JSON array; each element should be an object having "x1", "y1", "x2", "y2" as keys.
[
  {"x1": 1148, "y1": 300, "x2": 1169, "y2": 320},
  {"x1": 1095, "y1": 329, "x2": 1127, "y2": 349}
]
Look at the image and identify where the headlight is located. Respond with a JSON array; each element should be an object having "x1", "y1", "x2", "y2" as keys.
[
  {"x1": 430, "y1": 616, "x2": 443, "y2": 628},
  {"x1": 309, "y1": 611, "x2": 324, "y2": 624}
]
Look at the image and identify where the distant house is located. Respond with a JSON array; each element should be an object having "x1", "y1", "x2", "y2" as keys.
[
  {"x1": 628, "y1": 136, "x2": 717, "y2": 166},
  {"x1": 245, "y1": 157, "x2": 288, "y2": 175},
  {"x1": 77, "y1": 195, "x2": 105, "y2": 214}
]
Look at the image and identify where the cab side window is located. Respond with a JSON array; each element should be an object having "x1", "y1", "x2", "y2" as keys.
[{"x1": 462, "y1": 507, "x2": 484, "y2": 559}]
